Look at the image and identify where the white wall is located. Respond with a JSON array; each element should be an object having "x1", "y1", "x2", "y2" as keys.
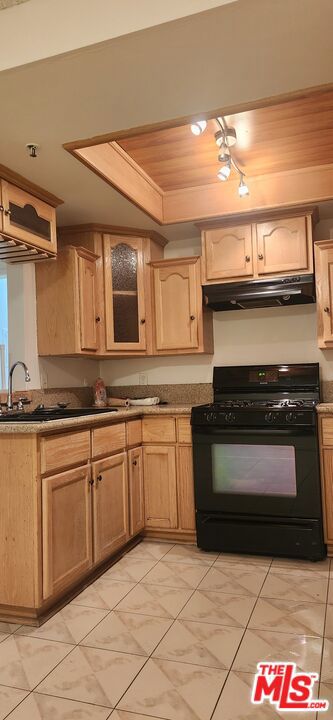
[{"x1": 0, "y1": 0, "x2": 236, "y2": 71}]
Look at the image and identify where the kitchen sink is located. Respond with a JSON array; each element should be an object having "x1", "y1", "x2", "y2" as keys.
[{"x1": 0, "y1": 407, "x2": 118, "y2": 423}]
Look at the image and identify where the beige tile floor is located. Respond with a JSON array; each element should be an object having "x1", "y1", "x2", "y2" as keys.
[{"x1": 0, "y1": 540, "x2": 332, "y2": 719}]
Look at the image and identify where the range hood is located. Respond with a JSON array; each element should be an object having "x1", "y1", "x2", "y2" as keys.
[{"x1": 203, "y1": 274, "x2": 316, "y2": 311}]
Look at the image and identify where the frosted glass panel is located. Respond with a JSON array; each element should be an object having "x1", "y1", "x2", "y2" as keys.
[
  {"x1": 212, "y1": 444, "x2": 297, "y2": 497},
  {"x1": 112, "y1": 244, "x2": 137, "y2": 291}
]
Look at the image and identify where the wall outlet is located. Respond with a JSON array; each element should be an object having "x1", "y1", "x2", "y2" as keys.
[{"x1": 139, "y1": 373, "x2": 148, "y2": 386}]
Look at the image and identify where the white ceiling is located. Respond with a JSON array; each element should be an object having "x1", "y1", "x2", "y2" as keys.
[
  {"x1": 0, "y1": 0, "x2": 332, "y2": 242},
  {"x1": 0, "y1": 0, "x2": 237, "y2": 71}
]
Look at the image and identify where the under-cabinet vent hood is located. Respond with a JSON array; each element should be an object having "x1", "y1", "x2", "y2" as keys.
[{"x1": 203, "y1": 274, "x2": 316, "y2": 311}]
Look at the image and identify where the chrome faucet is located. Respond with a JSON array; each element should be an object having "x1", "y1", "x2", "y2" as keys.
[{"x1": 7, "y1": 361, "x2": 31, "y2": 411}]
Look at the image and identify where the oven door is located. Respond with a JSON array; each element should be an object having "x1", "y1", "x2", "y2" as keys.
[{"x1": 192, "y1": 425, "x2": 322, "y2": 519}]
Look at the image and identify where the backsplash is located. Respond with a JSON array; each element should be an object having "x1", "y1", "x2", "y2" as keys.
[{"x1": 2, "y1": 381, "x2": 333, "y2": 408}]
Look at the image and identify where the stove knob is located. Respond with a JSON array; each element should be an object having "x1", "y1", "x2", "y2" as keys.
[
  {"x1": 265, "y1": 412, "x2": 273, "y2": 423},
  {"x1": 286, "y1": 412, "x2": 297, "y2": 423},
  {"x1": 225, "y1": 412, "x2": 236, "y2": 423},
  {"x1": 206, "y1": 412, "x2": 217, "y2": 422}
]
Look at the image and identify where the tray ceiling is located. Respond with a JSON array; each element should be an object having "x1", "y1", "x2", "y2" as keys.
[{"x1": 118, "y1": 90, "x2": 333, "y2": 191}]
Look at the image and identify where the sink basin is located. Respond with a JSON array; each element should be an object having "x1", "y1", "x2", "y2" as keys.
[{"x1": 0, "y1": 407, "x2": 118, "y2": 423}]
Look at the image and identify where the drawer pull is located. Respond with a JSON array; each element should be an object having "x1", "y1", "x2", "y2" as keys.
[
  {"x1": 132, "y1": 460, "x2": 137, "y2": 466},
  {"x1": 97, "y1": 474, "x2": 103, "y2": 482},
  {"x1": 324, "y1": 307, "x2": 330, "y2": 314},
  {"x1": 245, "y1": 255, "x2": 251, "y2": 262},
  {"x1": 95, "y1": 316, "x2": 101, "y2": 323},
  {"x1": 89, "y1": 478, "x2": 94, "y2": 486},
  {"x1": 190, "y1": 315, "x2": 195, "y2": 321},
  {"x1": 258, "y1": 253, "x2": 264, "y2": 260}
]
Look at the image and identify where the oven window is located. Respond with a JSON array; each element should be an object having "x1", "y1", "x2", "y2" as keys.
[{"x1": 212, "y1": 444, "x2": 297, "y2": 497}]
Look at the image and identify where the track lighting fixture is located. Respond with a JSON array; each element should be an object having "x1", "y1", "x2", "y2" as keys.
[
  {"x1": 217, "y1": 163, "x2": 231, "y2": 181},
  {"x1": 238, "y1": 175, "x2": 249, "y2": 197},
  {"x1": 190, "y1": 120, "x2": 207, "y2": 136},
  {"x1": 191, "y1": 114, "x2": 249, "y2": 196}
]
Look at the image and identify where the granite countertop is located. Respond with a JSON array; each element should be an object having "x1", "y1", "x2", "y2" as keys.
[
  {"x1": 316, "y1": 403, "x2": 333, "y2": 414},
  {"x1": 0, "y1": 404, "x2": 194, "y2": 434}
]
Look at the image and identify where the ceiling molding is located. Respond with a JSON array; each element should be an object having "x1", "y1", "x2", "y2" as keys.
[{"x1": 0, "y1": 0, "x2": 30, "y2": 10}]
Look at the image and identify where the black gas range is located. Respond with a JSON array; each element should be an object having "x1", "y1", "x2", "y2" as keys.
[{"x1": 191, "y1": 363, "x2": 325, "y2": 561}]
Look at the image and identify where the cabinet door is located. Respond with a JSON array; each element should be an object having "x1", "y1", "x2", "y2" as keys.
[
  {"x1": 143, "y1": 445, "x2": 178, "y2": 528},
  {"x1": 93, "y1": 452, "x2": 129, "y2": 563},
  {"x1": 42, "y1": 465, "x2": 92, "y2": 599},
  {"x1": 104, "y1": 235, "x2": 146, "y2": 351},
  {"x1": 177, "y1": 446, "x2": 195, "y2": 531},
  {"x1": 128, "y1": 447, "x2": 144, "y2": 536},
  {"x1": 1, "y1": 180, "x2": 57, "y2": 254},
  {"x1": 256, "y1": 217, "x2": 310, "y2": 276},
  {"x1": 202, "y1": 225, "x2": 253, "y2": 282},
  {"x1": 153, "y1": 259, "x2": 199, "y2": 351},
  {"x1": 322, "y1": 448, "x2": 333, "y2": 543},
  {"x1": 77, "y1": 249, "x2": 99, "y2": 351},
  {"x1": 315, "y1": 244, "x2": 333, "y2": 346}
]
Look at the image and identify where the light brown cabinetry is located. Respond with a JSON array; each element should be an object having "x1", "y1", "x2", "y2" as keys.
[
  {"x1": 42, "y1": 465, "x2": 93, "y2": 599},
  {"x1": 104, "y1": 235, "x2": 147, "y2": 352},
  {"x1": 92, "y1": 453, "x2": 129, "y2": 562},
  {"x1": 143, "y1": 445, "x2": 178, "y2": 529},
  {"x1": 201, "y1": 224, "x2": 253, "y2": 282},
  {"x1": 142, "y1": 416, "x2": 195, "y2": 538},
  {"x1": 0, "y1": 179, "x2": 58, "y2": 259},
  {"x1": 199, "y1": 208, "x2": 316, "y2": 285},
  {"x1": 315, "y1": 241, "x2": 333, "y2": 348},
  {"x1": 319, "y1": 416, "x2": 333, "y2": 555},
  {"x1": 128, "y1": 447, "x2": 145, "y2": 536},
  {"x1": 151, "y1": 257, "x2": 213, "y2": 354},
  {"x1": 36, "y1": 225, "x2": 165, "y2": 357},
  {"x1": 36, "y1": 246, "x2": 100, "y2": 355}
]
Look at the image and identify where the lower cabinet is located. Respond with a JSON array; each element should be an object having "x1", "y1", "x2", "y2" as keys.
[
  {"x1": 92, "y1": 452, "x2": 129, "y2": 563},
  {"x1": 177, "y1": 446, "x2": 196, "y2": 531},
  {"x1": 143, "y1": 445, "x2": 178, "y2": 528},
  {"x1": 128, "y1": 446, "x2": 145, "y2": 536},
  {"x1": 42, "y1": 465, "x2": 93, "y2": 600}
]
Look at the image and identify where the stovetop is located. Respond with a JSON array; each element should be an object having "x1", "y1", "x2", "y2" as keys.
[{"x1": 0, "y1": 407, "x2": 118, "y2": 423}]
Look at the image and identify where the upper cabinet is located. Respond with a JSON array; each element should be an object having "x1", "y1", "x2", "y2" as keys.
[
  {"x1": 199, "y1": 207, "x2": 316, "y2": 285},
  {"x1": 202, "y1": 224, "x2": 253, "y2": 282},
  {"x1": 104, "y1": 235, "x2": 147, "y2": 352},
  {"x1": 315, "y1": 241, "x2": 333, "y2": 348},
  {"x1": 151, "y1": 257, "x2": 213, "y2": 354},
  {"x1": 256, "y1": 217, "x2": 309, "y2": 276}
]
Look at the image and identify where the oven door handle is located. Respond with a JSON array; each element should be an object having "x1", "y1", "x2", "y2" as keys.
[{"x1": 192, "y1": 426, "x2": 313, "y2": 437}]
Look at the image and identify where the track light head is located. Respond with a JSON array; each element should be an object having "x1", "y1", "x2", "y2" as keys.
[
  {"x1": 190, "y1": 120, "x2": 207, "y2": 136},
  {"x1": 218, "y1": 150, "x2": 231, "y2": 163},
  {"x1": 215, "y1": 130, "x2": 224, "y2": 147},
  {"x1": 224, "y1": 126, "x2": 237, "y2": 146},
  {"x1": 217, "y1": 164, "x2": 231, "y2": 181},
  {"x1": 238, "y1": 176, "x2": 249, "y2": 197}
]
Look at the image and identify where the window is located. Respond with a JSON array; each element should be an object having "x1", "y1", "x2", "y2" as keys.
[{"x1": 0, "y1": 262, "x2": 8, "y2": 390}]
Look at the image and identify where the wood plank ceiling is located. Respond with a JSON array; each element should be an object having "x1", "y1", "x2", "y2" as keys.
[{"x1": 118, "y1": 89, "x2": 333, "y2": 191}]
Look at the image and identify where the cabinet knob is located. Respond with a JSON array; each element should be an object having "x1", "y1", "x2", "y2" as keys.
[
  {"x1": 324, "y1": 307, "x2": 330, "y2": 314},
  {"x1": 245, "y1": 255, "x2": 251, "y2": 262},
  {"x1": 0, "y1": 205, "x2": 4, "y2": 213},
  {"x1": 190, "y1": 315, "x2": 195, "y2": 321},
  {"x1": 4, "y1": 208, "x2": 11, "y2": 216},
  {"x1": 95, "y1": 316, "x2": 101, "y2": 323},
  {"x1": 140, "y1": 319, "x2": 146, "y2": 324},
  {"x1": 89, "y1": 478, "x2": 94, "y2": 486},
  {"x1": 132, "y1": 460, "x2": 137, "y2": 466},
  {"x1": 97, "y1": 474, "x2": 103, "y2": 482},
  {"x1": 258, "y1": 253, "x2": 264, "y2": 260}
]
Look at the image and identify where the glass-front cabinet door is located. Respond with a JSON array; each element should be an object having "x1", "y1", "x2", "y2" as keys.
[
  {"x1": 0, "y1": 180, "x2": 57, "y2": 254},
  {"x1": 103, "y1": 235, "x2": 146, "y2": 351}
]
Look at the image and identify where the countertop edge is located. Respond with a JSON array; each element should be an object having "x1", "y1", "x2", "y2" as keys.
[{"x1": 0, "y1": 404, "x2": 194, "y2": 434}]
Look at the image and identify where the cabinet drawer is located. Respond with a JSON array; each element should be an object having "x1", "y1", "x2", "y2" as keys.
[
  {"x1": 177, "y1": 417, "x2": 192, "y2": 444},
  {"x1": 92, "y1": 422, "x2": 126, "y2": 458},
  {"x1": 142, "y1": 417, "x2": 176, "y2": 443},
  {"x1": 126, "y1": 419, "x2": 142, "y2": 447},
  {"x1": 40, "y1": 430, "x2": 90, "y2": 475},
  {"x1": 322, "y1": 418, "x2": 333, "y2": 446}
]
